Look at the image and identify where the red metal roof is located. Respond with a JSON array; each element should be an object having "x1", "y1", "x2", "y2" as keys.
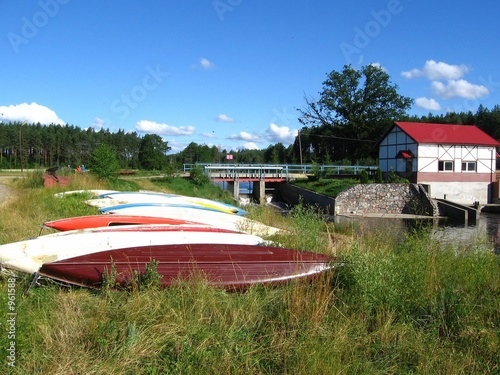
[{"x1": 394, "y1": 122, "x2": 500, "y2": 146}]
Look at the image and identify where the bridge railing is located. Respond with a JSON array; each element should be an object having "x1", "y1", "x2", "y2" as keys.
[
  {"x1": 204, "y1": 165, "x2": 286, "y2": 180},
  {"x1": 182, "y1": 164, "x2": 379, "y2": 179}
]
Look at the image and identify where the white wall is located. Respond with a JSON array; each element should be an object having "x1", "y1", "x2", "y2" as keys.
[
  {"x1": 417, "y1": 144, "x2": 496, "y2": 174},
  {"x1": 422, "y1": 181, "x2": 489, "y2": 204}
]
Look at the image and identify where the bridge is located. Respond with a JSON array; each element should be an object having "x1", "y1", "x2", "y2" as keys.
[{"x1": 182, "y1": 164, "x2": 378, "y2": 203}]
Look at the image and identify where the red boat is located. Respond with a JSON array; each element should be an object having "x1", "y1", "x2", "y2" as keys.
[
  {"x1": 43, "y1": 215, "x2": 200, "y2": 231},
  {"x1": 39, "y1": 244, "x2": 336, "y2": 291}
]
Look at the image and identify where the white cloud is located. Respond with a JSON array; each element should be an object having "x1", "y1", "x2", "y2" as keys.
[
  {"x1": 431, "y1": 79, "x2": 489, "y2": 99},
  {"x1": 265, "y1": 123, "x2": 298, "y2": 145},
  {"x1": 215, "y1": 114, "x2": 235, "y2": 122},
  {"x1": 228, "y1": 131, "x2": 260, "y2": 142},
  {"x1": 165, "y1": 139, "x2": 186, "y2": 154},
  {"x1": 402, "y1": 60, "x2": 469, "y2": 80},
  {"x1": 368, "y1": 62, "x2": 387, "y2": 72},
  {"x1": 415, "y1": 97, "x2": 441, "y2": 111},
  {"x1": 0, "y1": 102, "x2": 65, "y2": 125},
  {"x1": 91, "y1": 117, "x2": 106, "y2": 129},
  {"x1": 200, "y1": 57, "x2": 215, "y2": 70},
  {"x1": 242, "y1": 142, "x2": 260, "y2": 150},
  {"x1": 201, "y1": 131, "x2": 217, "y2": 138},
  {"x1": 135, "y1": 120, "x2": 195, "y2": 135}
]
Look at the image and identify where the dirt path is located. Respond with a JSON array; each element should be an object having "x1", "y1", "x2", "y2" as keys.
[{"x1": 0, "y1": 177, "x2": 16, "y2": 205}]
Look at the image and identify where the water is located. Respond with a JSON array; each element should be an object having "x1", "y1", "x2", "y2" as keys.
[
  {"x1": 216, "y1": 181, "x2": 253, "y2": 195},
  {"x1": 433, "y1": 212, "x2": 500, "y2": 254},
  {"x1": 332, "y1": 213, "x2": 500, "y2": 255}
]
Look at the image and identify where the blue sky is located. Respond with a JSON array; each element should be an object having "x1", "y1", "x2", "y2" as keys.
[{"x1": 1, "y1": 0, "x2": 499, "y2": 153}]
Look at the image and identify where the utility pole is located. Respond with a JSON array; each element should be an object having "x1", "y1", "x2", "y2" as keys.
[
  {"x1": 298, "y1": 130, "x2": 303, "y2": 170},
  {"x1": 19, "y1": 123, "x2": 24, "y2": 173}
]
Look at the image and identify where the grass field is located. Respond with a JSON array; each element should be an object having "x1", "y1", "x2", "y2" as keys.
[{"x1": 0, "y1": 172, "x2": 499, "y2": 374}]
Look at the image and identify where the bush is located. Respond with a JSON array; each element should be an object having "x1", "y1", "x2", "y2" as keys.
[
  {"x1": 89, "y1": 144, "x2": 120, "y2": 180},
  {"x1": 189, "y1": 165, "x2": 210, "y2": 185},
  {"x1": 359, "y1": 169, "x2": 369, "y2": 184}
]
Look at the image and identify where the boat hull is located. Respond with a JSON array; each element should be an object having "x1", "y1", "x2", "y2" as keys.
[
  {"x1": 100, "y1": 206, "x2": 281, "y2": 237},
  {"x1": 0, "y1": 229, "x2": 266, "y2": 274},
  {"x1": 99, "y1": 191, "x2": 247, "y2": 215},
  {"x1": 39, "y1": 244, "x2": 335, "y2": 290},
  {"x1": 43, "y1": 215, "x2": 200, "y2": 231},
  {"x1": 53, "y1": 190, "x2": 118, "y2": 198}
]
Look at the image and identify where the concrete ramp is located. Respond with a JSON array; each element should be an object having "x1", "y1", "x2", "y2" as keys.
[{"x1": 434, "y1": 199, "x2": 479, "y2": 226}]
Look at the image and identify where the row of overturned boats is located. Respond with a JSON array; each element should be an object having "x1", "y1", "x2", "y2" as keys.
[{"x1": 0, "y1": 190, "x2": 338, "y2": 291}]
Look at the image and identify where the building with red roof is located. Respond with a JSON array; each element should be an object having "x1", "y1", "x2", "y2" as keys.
[{"x1": 378, "y1": 122, "x2": 500, "y2": 204}]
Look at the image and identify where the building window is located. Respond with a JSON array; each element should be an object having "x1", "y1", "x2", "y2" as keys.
[
  {"x1": 438, "y1": 160, "x2": 454, "y2": 171},
  {"x1": 461, "y1": 161, "x2": 476, "y2": 171}
]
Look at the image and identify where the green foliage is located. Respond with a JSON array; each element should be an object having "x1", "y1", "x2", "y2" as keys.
[
  {"x1": 138, "y1": 134, "x2": 170, "y2": 170},
  {"x1": 16, "y1": 169, "x2": 45, "y2": 188},
  {"x1": 137, "y1": 259, "x2": 163, "y2": 289},
  {"x1": 292, "y1": 178, "x2": 358, "y2": 197},
  {"x1": 299, "y1": 64, "x2": 413, "y2": 162},
  {"x1": 101, "y1": 259, "x2": 163, "y2": 292},
  {"x1": 89, "y1": 143, "x2": 121, "y2": 180},
  {"x1": 375, "y1": 167, "x2": 383, "y2": 183},
  {"x1": 387, "y1": 168, "x2": 409, "y2": 183},
  {"x1": 309, "y1": 163, "x2": 325, "y2": 181},
  {"x1": 359, "y1": 169, "x2": 369, "y2": 184},
  {"x1": 3, "y1": 104, "x2": 500, "y2": 169},
  {"x1": 189, "y1": 165, "x2": 210, "y2": 185},
  {"x1": 151, "y1": 175, "x2": 235, "y2": 204}
]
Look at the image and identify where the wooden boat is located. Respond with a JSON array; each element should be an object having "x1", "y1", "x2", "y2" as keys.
[
  {"x1": 38, "y1": 243, "x2": 336, "y2": 290},
  {"x1": 97, "y1": 191, "x2": 247, "y2": 215},
  {"x1": 43, "y1": 215, "x2": 201, "y2": 231},
  {"x1": 0, "y1": 226, "x2": 266, "y2": 275},
  {"x1": 100, "y1": 205, "x2": 282, "y2": 237}
]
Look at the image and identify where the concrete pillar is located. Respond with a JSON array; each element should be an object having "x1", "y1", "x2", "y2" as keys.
[
  {"x1": 231, "y1": 179, "x2": 239, "y2": 200},
  {"x1": 253, "y1": 180, "x2": 266, "y2": 205}
]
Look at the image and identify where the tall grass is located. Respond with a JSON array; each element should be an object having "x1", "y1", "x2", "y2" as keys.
[{"x1": 0, "y1": 176, "x2": 499, "y2": 374}]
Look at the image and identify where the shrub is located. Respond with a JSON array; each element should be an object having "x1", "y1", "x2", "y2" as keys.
[
  {"x1": 189, "y1": 165, "x2": 210, "y2": 185},
  {"x1": 89, "y1": 144, "x2": 120, "y2": 180}
]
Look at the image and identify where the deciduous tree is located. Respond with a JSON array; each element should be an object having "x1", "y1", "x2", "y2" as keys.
[
  {"x1": 299, "y1": 64, "x2": 413, "y2": 161},
  {"x1": 138, "y1": 134, "x2": 170, "y2": 170}
]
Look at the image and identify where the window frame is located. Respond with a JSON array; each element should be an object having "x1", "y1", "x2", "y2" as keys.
[
  {"x1": 461, "y1": 161, "x2": 477, "y2": 172},
  {"x1": 438, "y1": 160, "x2": 454, "y2": 172}
]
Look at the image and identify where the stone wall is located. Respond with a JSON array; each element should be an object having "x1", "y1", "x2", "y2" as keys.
[
  {"x1": 276, "y1": 182, "x2": 437, "y2": 217},
  {"x1": 334, "y1": 183, "x2": 436, "y2": 216}
]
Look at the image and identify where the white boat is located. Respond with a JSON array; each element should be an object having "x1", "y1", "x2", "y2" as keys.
[
  {"x1": 101, "y1": 205, "x2": 281, "y2": 237},
  {"x1": 86, "y1": 200, "x2": 238, "y2": 216},
  {"x1": 0, "y1": 225, "x2": 267, "y2": 275},
  {"x1": 99, "y1": 191, "x2": 247, "y2": 215},
  {"x1": 54, "y1": 190, "x2": 118, "y2": 198}
]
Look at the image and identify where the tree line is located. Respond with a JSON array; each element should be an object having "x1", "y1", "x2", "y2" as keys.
[{"x1": 2, "y1": 65, "x2": 500, "y2": 171}]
